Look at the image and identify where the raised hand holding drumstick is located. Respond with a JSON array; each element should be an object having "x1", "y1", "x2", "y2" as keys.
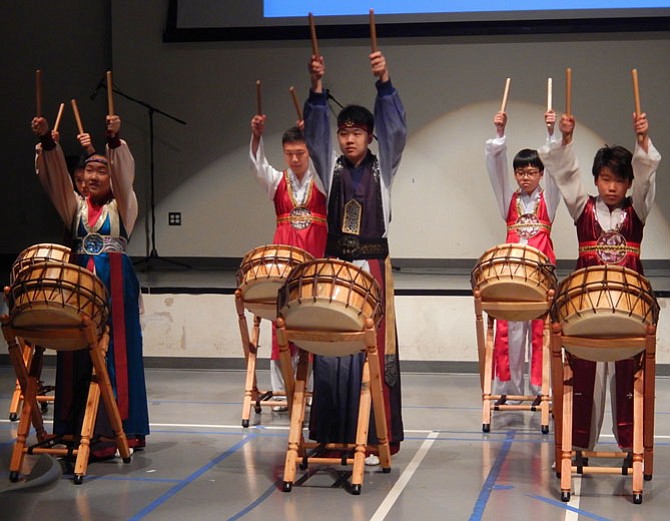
[
  {"x1": 631, "y1": 68, "x2": 648, "y2": 149},
  {"x1": 370, "y1": 49, "x2": 389, "y2": 83}
]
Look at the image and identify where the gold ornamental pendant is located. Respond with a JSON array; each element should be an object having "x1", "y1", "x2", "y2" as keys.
[{"x1": 342, "y1": 199, "x2": 362, "y2": 235}]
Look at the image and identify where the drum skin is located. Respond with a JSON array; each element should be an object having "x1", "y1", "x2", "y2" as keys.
[
  {"x1": 551, "y1": 265, "x2": 659, "y2": 362},
  {"x1": 10, "y1": 243, "x2": 72, "y2": 284},
  {"x1": 471, "y1": 243, "x2": 556, "y2": 320},
  {"x1": 277, "y1": 258, "x2": 382, "y2": 356},
  {"x1": 236, "y1": 244, "x2": 314, "y2": 320},
  {"x1": 7, "y1": 260, "x2": 109, "y2": 350}
]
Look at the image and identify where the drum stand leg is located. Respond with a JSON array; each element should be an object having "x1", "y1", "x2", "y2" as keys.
[
  {"x1": 85, "y1": 324, "x2": 131, "y2": 470},
  {"x1": 559, "y1": 354, "x2": 574, "y2": 502},
  {"x1": 631, "y1": 359, "x2": 644, "y2": 504},
  {"x1": 481, "y1": 315, "x2": 495, "y2": 433},
  {"x1": 8, "y1": 341, "x2": 55, "y2": 422},
  {"x1": 643, "y1": 325, "x2": 656, "y2": 482},
  {"x1": 539, "y1": 316, "x2": 552, "y2": 435},
  {"x1": 365, "y1": 318, "x2": 391, "y2": 473},
  {"x1": 550, "y1": 323, "x2": 564, "y2": 477},
  {"x1": 236, "y1": 291, "x2": 260, "y2": 428}
]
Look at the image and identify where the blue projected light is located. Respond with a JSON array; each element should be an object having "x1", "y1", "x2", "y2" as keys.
[{"x1": 264, "y1": 0, "x2": 670, "y2": 17}]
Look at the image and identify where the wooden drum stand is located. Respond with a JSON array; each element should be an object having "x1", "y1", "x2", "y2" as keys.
[
  {"x1": 234, "y1": 290, "x2": 298, "y2": 428},
  {"x1": 8, "y1": 340, "x2": 55, "y2": 421},
  {"x1": 473, "y1": 291, "x2": 554, "y2": 434},
  {"x1": 2, "y1": 316, "x2": 131, "y2": 484},
  {"x1": 276, "y1": 317, "x2": 391, "y2": 495},
  {"x1": 550, "y1": 325, "x2": 657, "y2": 504}
]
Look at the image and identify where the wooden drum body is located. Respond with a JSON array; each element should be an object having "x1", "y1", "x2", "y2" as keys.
[
  {"x1": 7, "y1": 260, "x2": 109, "y2": 350},
  {"x1": 10, "y1": 243, "x2": 72, "y2": 283},
  {"x1": 471, "y1": 243, "x2": 557, "y2": 321},
  {"x1": 277, "y1": 259, "x2": 383, "y2": 356},
  {"x1": 236, "y1": 244, "x2": 314, "y2": 320},
  {"x1": 551, "y1": 265, "x2": 659, "y2": 361}
]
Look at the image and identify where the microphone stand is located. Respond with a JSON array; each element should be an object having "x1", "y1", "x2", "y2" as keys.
[{"x1": 102, "y1": 83, "x2": 189, "y2": 271}]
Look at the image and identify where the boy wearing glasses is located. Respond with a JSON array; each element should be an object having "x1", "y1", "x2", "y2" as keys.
[{"x1": 485, "y1": 109, "x2": 560, "y2": 400}]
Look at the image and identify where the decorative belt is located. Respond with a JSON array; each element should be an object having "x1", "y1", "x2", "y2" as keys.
[
  {"x1": 276, "y1": 211, "x2": 327, "y2": 226},
  {"x1": 578, "y1": 241, "x2": 641, "y2": 255},
  {"x1": 507, "y1": 222, "x2": 551, "y2": 233},
  {"x1": 74, "y1": 234, "x2": 128, "y2": 255},
  {"x1": 326, "y1": 234, "x2": 389, "y2": 261}
]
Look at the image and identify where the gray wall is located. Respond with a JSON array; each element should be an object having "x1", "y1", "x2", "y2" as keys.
[{"x1": 3, "y1": 1, "x2": 669, "y2": 264}]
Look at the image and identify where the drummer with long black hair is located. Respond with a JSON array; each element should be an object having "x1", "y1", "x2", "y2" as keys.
[{"x1": 32, "y1": 111, "x2": 149, "y2": 457}]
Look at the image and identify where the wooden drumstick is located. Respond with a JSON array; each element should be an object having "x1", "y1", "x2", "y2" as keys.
[
  {"x1": 308, "y1": 12, "x2": 319, "y2": 57},
  {"x1": 547, "y1": 77, "x2": 553, "y2": 111},
  {"x1": 370, "y1": 9, "x2": 378, "y2": 53},
  {"x1": 70, "y1": 98, "x2": 85, "y2": 135},
  {"x1": 256, "y1": 80, "x2": 262, "y2": 116},
  {"x1": 500, "y1": 77, "x2": 511, "y2": 112},
  {"x1": 632, "y1": 68, "x2": 643, "y2": 143},
  {"x1": 565, "y1": 67, "x2": 572, "y2": 116},
  {"x1": 289, "y1": 86, "x2": 302, "y2": 120},
  {"x1": 632, "y1": 68, "x2": 641, "y2": 116},
  {"x1": 53, "y1": 102, "x2": 65, "y2": 132},
  {"x1": 106, "y1": 70, "x2": 115, "y2": 115},
  {"x1": 35, "y1": 69, "x2": 42, "y2": 117}
]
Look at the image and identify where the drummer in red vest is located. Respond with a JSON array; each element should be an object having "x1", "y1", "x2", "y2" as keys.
[
  {"x1": 485, "y1": 109, "x2": 561, "y2": 402},
  {"x1": 249, "y1": 115, "x2": 328, "y2": 410},
  {"x1": 539, "y1": 111, "x2": 661, "y2": 452}
]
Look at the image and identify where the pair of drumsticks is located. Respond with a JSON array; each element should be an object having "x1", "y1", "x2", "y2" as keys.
[
  {"x1": 255, "y1": 9, "x2": 380, "y2": 121},
  {"x1": 36, "y1": 70, "x2": 115, "y2": 135},
  {"x1": 499, "y1": 68, "x2": 645, "y2": 141}
]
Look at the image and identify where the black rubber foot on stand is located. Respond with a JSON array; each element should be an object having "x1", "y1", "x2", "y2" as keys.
[
  {"x1": 9, "y1": 471, "x2": 20, "y2": 482},
  {"x1": 541, "y1": 425, "x2": 549, "y2": 435},
  {"x1": 634, "y1": 493, "x2": 643, "y2": 504},
  {"x1": 242, "y1": 419, "x2": 249, "y2": 428},
  {"x1": 9, "y1": 413, "x2": 18, "y2": 422},
  {"x1": 282, "y1": 481, "x2": 293, "y2": 492},
  {"x1": 74, "y1": 474, "x2": 84, "y2": 485},
  {"x1": 644, "y1": 474, "x2": 653, "y2": 481},
  {"x1": 382, "y1": 467, "x2": 391, "y2": 474},
  {"x1": 561, "y1": 491, "x2": 570, "y2": 502},
  {"x1": 351, "y1": 484, "x2": 361, "y2": 495},
  {"x1": 482, "y1": 424, "x2": 490, "y2": 433}
]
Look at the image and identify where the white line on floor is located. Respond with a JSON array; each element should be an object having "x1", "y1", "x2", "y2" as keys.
[{"x1": 369, "y1": 431, "x2": 439, "y2": 521}]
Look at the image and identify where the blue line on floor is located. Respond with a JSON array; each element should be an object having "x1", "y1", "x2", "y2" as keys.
[
  {"x1": 469, "y1": 429, "x2": 515, "y2": 521},
  {"x1": 127, "y1": 432, "x2": 258, "y2": 521},
  {"x1": 227, "y1": 482, "x2": 279, "y2": 520},
  {"x1": 527, "y1": 493, "x2": 614, "y2": 521}
]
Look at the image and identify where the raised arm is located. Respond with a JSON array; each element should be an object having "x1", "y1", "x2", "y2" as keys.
[
  {"x1": 631, "y1": 112, "x2": 661, "y2": 223},
  {"x1": 248, "y1": 114, "x2": 282, "y2": 198},
  {"x1": 372, "y1": 51, "x2": 406, "y2": 187},
  {"x1": 538, "y1": 113, "x2": 587, "y2": 222},
  {"x1": 542, "y1": 110, "x2": 561, "y2": 221},
  {"x1": 105, "y1": 115, "x2": 138, "y2": 235},
  {"x1": 32, "y1": 116, "x2": 78, "y2": 226},
  {"x1": 485, "y1": 111, "x2": 514, "y2": 220},
  {"x1": 303, "y1": 54, "x2": 335, "y2": 192}
]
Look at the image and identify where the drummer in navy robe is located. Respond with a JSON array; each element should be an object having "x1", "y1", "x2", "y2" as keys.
[
  {"x1": 539, "y1": 111, "x2": 660, "y2": 451},
  {"x1": 32, "y1": 113, "x2": 149, "y2": 455},
  {"x1": 303, "y1": 47, "x2": 406, "y2": 462}
]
